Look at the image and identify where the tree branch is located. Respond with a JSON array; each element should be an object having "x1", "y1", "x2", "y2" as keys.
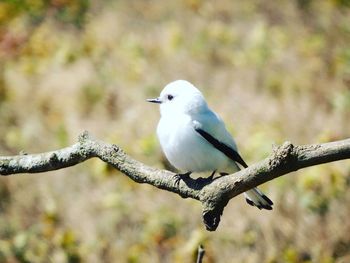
[
  {"x1": 1, "y1": 131, "x2": 349, "y2": 231},
  {"x1": 196, "y1": 245, "x2": 205, "y2": 263}
]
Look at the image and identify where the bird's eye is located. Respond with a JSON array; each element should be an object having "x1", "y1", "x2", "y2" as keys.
[{"x1": 167, "y1": 94, "x2": 174, "y2": 101}]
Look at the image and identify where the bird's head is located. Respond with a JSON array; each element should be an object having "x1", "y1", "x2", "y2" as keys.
[{"x1": 147, "y1": 80, "x2": 208, "y2": 116}]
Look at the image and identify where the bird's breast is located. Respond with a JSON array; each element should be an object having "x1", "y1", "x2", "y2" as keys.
[{"x1": 157, "y1": 115, "x2": 230, "y2": 172}]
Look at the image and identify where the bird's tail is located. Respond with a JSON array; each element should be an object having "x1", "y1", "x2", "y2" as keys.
[{"x1": 244, "y1": 188, "x2": 273, "y2": 210}]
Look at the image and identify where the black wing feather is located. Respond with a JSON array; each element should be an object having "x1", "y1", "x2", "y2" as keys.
[{"x1": 194, "y1": 128, "x2": 248, "y2": 168}]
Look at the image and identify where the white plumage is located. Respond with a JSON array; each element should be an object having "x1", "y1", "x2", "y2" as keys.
[{"x1": 148, "y1": 80, "x2": 273, "y2": 210}]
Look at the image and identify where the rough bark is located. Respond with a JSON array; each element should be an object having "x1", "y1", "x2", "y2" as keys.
[{"x1": 1, "y1": 131, "x2": 349, "y2": 231}]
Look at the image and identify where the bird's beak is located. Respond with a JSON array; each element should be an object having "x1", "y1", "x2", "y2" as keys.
[{"x1": 146, "y1": 98, "x2": 162, "y2": 104}]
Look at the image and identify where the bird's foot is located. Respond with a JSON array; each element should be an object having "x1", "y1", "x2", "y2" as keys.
[
  {"x1": 208, "y1": 170, "x2": 216, "y2": 180},
  {"x1": 196, "y1": 170, "x2": 216, "y2": 184},
  {"x1": 174, "y1": 171, "x2": 192, "y2": 187}
]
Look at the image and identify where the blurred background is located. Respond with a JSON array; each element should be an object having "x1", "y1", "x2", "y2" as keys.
[{"x1": 0, "y1": 0, "x2": 350, "y2": 262}]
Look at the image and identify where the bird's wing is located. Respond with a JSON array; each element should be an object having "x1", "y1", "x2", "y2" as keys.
[{"x1": 193, "y1": 111, "x2": 248, "y2": 168}]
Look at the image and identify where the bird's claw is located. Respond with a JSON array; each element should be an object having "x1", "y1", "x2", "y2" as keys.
[
  {"x1": 173, "y1": 171, "x2": 192, "y2": 187},
  {"x1": 208, "y1": 170, "x2": 216, "y2": 180},
  {"x1": 195, "y1": 170, "x2": 216, "y2": 185}
]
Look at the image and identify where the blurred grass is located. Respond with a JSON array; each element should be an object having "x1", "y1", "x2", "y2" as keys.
[{"x1": 0, "y1": 0, "x2": 350, "y2": 262}]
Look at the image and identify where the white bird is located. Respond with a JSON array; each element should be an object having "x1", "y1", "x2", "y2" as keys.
[{"x1": 147, "y1": 80, "x2": 273, "y2": 210}]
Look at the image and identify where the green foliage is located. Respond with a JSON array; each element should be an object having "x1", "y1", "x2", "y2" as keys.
[{"x1": 0, "y1": 0, "x2": 89, "y2": 27}]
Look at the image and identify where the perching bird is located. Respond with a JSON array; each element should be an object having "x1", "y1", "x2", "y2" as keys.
[{"x1": 147, "y1": 80, "x2": 273, "y2": 210}]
